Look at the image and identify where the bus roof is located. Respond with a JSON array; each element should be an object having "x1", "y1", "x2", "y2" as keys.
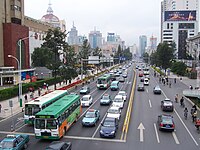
[
  {"x1": 98, "y1": 74, "x2": 111, "y2": 79},
  {"x1": 36, "y1": 94, "x2": 80, "y2": 118},
  {"x1": 25, "y1": 90, "x2": 68, "y2": 106}
]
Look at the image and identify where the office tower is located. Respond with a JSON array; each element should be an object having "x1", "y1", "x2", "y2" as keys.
[
  {"x1": 139, "y1": 35, "x2": 147, "y2": 56},
  {"x1": 89, "y1": 29, "x2": 102, "y2": 49}
]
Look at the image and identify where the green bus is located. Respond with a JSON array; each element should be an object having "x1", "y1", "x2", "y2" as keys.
[
  {"x1": 34, "y1": 94, "x2": 81, "y2": 139},
  {"x1": 97, "y1": 74, "x2": 111, "y2": 89}
]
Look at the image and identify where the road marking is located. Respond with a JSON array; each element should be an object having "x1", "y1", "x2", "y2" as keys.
[
  {"x1": 146, "y1": 89, "x2": 148, "y2": 93},
  {"x1": 64, "y1": 135, "x2": 125, "y2": 142},
  {"x1": 0, "y1": 130, "x2": 35, "y2": 136},
  {"x1": 172, "y1": 132, "x2": 180, "y2": 144},
  {"x1": 15, "y1": 123, "x2": 26, "y2": 132},
  {"x1": 137, "y1": 123, "x2": 145, "y2": 142},
  {"x1": 174, "y1": 109, "x2": 199, "y2": 146},
  {"x1": 92, "y1": 113, "x2": 107, "y2": 138},
  {"x1": 149, "y1": 99, "x2": 152, "y2": 108},
  {"x1": 154, "y1": 123, "x2": 160, "y2": 143}
]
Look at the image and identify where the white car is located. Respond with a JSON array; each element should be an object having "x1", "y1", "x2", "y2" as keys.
[
  {"x1": 118, "y1": 91, "x2": 127, "y2": 101},
  {"x1": 81, "y1": 95, "x2": 93, "y2": 107},
  {"x1": 112, "y1": 95, "x2": 124, "y2": 109},
  {"x1": 107, "y1": 106, "x2": 121, "y2": 120},
  {"x1": 144, "y1": 78, "x2": 149, "y2": 86}
]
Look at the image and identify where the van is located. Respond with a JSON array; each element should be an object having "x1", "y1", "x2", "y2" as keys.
[
  {"x1": 110, "y1": 81, "x2": 119, "y2": 91},
  {"x1": 144, "y1": 78, "x2": 149, "y2": 86}
]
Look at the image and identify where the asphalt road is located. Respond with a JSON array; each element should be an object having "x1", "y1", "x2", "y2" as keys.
[{"x1": 0, "y1": 63, "x2": 200, "y2": 150}]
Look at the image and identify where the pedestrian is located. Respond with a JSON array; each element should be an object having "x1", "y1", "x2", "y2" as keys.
[
  {"x1": 169, "y1": 81, "x2": 171, "y2": 88},
  {"x1": 159, "y1": 77, "x2": 161, "y2": 83},
  {"x1": 174, "y1": 78, "x2": 176, "y2": 84},
  {"x1": 24, "y1": 94, "x2": 28, "y2": 103},
  {"x1": 0, "y1": 104, "x2": 2, "y2": 113},
  {"x1": 38, "y1": 88, "x2": 41, "y2": 96},
  {"x1": 46, "y1": 84, "x2": 49, "y2": 90}
]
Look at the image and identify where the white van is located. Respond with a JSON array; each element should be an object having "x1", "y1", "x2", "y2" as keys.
[
  {"x1": 112, "y1": 95, "x2": 124, "y2": 109},
  {"x1": 81, "y1": 95, "x2": 93, "y2": 106},
  {"x1": 144, "y1": 78, "x2": 149, "y2": 86}
]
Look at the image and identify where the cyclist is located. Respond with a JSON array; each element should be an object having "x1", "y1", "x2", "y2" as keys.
[
  {"x1": 195, "y1": 118, "x2": 200, "y2": 131},
  {"x1": 180, "y1": 97, "x2": 184, "y2": 107},
  {"x1": 192, "y1": 110, "x2": 198, "y2": 122},
  {"x1": 184, "y1": 107, "x2": 188, "y2": 120},
  {"x1": 175, "y1": 94, "x2": 178, "y2": 103}
]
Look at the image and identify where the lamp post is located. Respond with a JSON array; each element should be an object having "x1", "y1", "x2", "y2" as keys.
[{"x1": 8, "y1": 55, "x2": 21, "y2": 105}]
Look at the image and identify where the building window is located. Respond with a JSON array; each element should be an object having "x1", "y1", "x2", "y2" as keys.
[
  {"x1": 11, "y1": 5, "x2": 21, "y2": 11},
  {"x1": 167, "y1": 23, "x2": 169, "y2": 29}
]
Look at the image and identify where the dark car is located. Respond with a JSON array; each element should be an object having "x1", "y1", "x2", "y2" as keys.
[
  {"x1": 0, "y1": 134, "x2": 29, "y2": 150},
  {"x1": 157, "y1": 114, "x2": 175, "y2": 131},
  {"x1": 140, "y1": 77, "x2": 144, "y2": 82},
  {"x1": 137, "y1": 83, "x2": 145, "y2": 91},
  {"x1": 80, "y1": 86, "x2": 90, "y2": 94},
  {"x1": 100, "y1": 94, "x2": 112, "y2": 105},
  {"x1": 161, "y1": 99, "x2": 174, "y2": 112},
  {"x1": 153, "y1": 85, "x2": 161, "y2": 94},
  {"x1": 99, "y1": 117, "x2": 118, "y2": 138},
  {"x1": 46, "y1": 141, "x2": 72, "y2": 150}
]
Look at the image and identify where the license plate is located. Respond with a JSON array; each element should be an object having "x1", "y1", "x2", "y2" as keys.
[{"x1": 166, "y1": 125, "x2": 170, "y2": 128}]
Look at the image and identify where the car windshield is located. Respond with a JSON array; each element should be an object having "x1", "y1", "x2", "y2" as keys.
[
  {"x1": 103, "y1": 120, "x2": 115, "y2": 127},
  {"x1": 108, "y1": 108, "x2": 119, "y2": 114},
  {"x1": 102, "y1": 95, "x2": 109, "y2": 100},
  {"x1": 119, "y1": 92, "x2": 125, "y2": 96},
  {"x1": 85, "y1": 112, "x2": 95, "y2": 118},
  {"x1": 82, "y1": 87, "x2": 88, "y2": 90},
  {"x1": 162, "y1": 117, "x2": 173, "y2": 124},
  {"x1": 114, "y1": 98, "x2": 123, "y2": 102},
  {"x1": 111, "y1": 83, "x2": 117, "y2": 86},
  {"x1": 0, "y1": 141, "x2": 14, "y2": 148},
  {"x1": 82, "y1": 97, "x2": 89, "y2": 101}
]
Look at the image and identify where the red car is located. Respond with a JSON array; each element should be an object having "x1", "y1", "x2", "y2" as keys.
[{"x1": 139, "y1": 72, "x2": 144, "y2": 77}]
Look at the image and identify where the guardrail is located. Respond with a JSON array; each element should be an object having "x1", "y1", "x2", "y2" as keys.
[{"x1": 183, "y1": 89, "x2": 200, "y2": 98}]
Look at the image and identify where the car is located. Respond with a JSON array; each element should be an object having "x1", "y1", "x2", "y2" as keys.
[
  {"x1": 118, "y1": 91, "x2": 127, "y2": 101},
  {"x1": 119, "y1": 77, "x2": 125, "y2": 82},
  {"x1": 140, "y1": 77, "x2": 144, "y2": 82},
  {"x1": 157, "y1": 114, "x2": 175, "y2": 131},
  {"x1": 45, "y1": 141, "x2": 72, "y2": 150},
  {"x1": 144, "y1": 78, "x2": 149, "y2": 85},
  {"x1": 110, "y1": 81, "x2": 119, "y2": 91},
  {"x1": 153, "y1": 85, "x2": 161, "y2": 94},
  {"x1": 107, "y1": 106, "x2": 121, "y2": 120},
  {"x1": 100, "y1": 94, "x2": 112, "y2": 105},
  {"x1": 122, "y1": 73, "x2": 127, "y2": 78},
  {"x1": 80, "y1": 86, "x2": 90, "y2": 94},
  {"x1": 81, "y1": 95, "x2": 93, "y2": 107},
  {"x1": 0, "y1": 134, "x2": 29, "y2": 150},
  {"x1": 115, "y1": 73, "x2": 120, "y2": 77},
  {"x1": 82, "y1": 109, "x2": 100, "y2": 126},
  {"x1": 99, "y1": 117, "x2": 118, "y2": 138},
  {"x1": 137, "y1": 83, "x2": 145, "y2": 91},
  {"x1": 138, "y1": 72, "x2": 143, "y2": 77},
  {"x1": 161, "y1": 99, "x2": 174, "y2": 112},
  {"x1": 112, "y1": 95, "x2": 124, "y2": 109}
]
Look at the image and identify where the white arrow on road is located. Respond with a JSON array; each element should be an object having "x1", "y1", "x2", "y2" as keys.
[{"x1": 137, "y1": 123, "x2": 145, "y2": 142}]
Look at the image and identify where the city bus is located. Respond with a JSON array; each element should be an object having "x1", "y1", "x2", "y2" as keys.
[
  {"x1": 97, "y1": 74, "x2": 111, "y2": 89},
  {"x1": 34, "y1": 94, "x2": 81, "y2": 139},
  {"x1": 24, "y1": 90, "x2": 68, "y2": 125}
]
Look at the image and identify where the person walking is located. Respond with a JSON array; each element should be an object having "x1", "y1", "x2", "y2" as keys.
[
  {"x1": 174, "y1": 78, "x2": 176, "y2": 84},
  {"x1": 24, "y1": 94, "x2": 28, "y2": 103},
  {"x1": 38, "y1": 88, "x2": 41, "y2": 96}
]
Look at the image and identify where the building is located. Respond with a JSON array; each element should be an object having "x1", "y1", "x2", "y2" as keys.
[
  {"x1": 161, "y1": 0, "x2": 199, "y2": 59},
  {"x1": 88, "y1": 28, "x2": 102, "y2": 49},
  {"x1": 139, "y1": 35, "x2": 147, "y2": 56}
]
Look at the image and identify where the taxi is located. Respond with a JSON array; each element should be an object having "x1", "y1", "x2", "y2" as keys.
[
  {"x1": 0, "y1": 134, "x2": 29, "y2": 150},
  {"x1": 82, "y1": 109, "x2": 100, "y2": 126}
]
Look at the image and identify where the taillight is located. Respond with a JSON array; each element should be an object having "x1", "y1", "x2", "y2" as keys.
[
  {"x1": 160, "y1": 123, "x2": 163, "y2": 127},
  {"x1": 172, "y1": 124, "x2": 175, "y2": 128}
]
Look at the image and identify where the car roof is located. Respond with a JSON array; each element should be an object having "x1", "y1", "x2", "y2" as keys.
[
  {"x1": 104, "y1": 117, "x2": 116, "y2": 121},
  {"x1": 109, "y1": 106, "x2": 119, "y2": 110},
  {"x1": 83, "y1": 95, "x2": 91, "y2": 98},
  {"x1": 161, "y1": 114, "x2": 173, "y2": 118},
  {"x1": 115, "y1": 95, "x2": 123, "y2": 98},
  {"x1": 118, "y1": 91, "x2": 125, "y2": 93},
  {"x1": 111, "y1": 81, "x2": 119, "y2": 84},
  {"x1": 3, "y1": 135, "x2": 21, "y2": 142}
]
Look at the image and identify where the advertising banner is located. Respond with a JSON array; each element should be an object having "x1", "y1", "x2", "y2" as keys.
[{"x1": 164, "y1": 10, "x2": 196, "y2": 21}]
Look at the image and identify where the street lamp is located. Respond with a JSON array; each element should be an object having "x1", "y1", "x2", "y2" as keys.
[{"x1": 8, "y1": 55, "x2": 21, "y2": 105}]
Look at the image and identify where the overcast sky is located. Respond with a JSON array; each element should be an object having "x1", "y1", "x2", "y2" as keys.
[{"x1": 25, "y1": 0, "x2": 163, "y2": 46}]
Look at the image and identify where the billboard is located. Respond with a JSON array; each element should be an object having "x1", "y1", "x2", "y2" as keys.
[
  {"x1": 164, "y1": 10, "x2": 196, "y2": 21},
  {"x1": 88, "y1": 56, "x2": 99, "y2": 64},
  {"x1": 100, "y1": 57, "x2": 114, "y2": 63}
]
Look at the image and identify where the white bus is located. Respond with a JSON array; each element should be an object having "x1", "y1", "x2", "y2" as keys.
[{"x1": 24, "y1": 90, "x2": 68, "y2": 125}]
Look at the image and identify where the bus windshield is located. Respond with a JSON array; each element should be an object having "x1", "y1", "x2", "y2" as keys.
[
  {"x1": 35, "y1": 119, "x2": 57, "y2": 129},
  {"x1": 97, "y1": 79, "x2": 106, "y2": 84},
  {"x1": 25, "y1": 104, "x2": 40, "y2": 115}
]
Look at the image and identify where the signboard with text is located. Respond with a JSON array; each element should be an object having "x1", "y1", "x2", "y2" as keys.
[{"x1": 164, "y1": 10, "x2": 196, "y2": 21}]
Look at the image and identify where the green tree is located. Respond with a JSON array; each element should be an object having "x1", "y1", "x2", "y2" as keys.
[
  {"x1": 142, "y1": 52, "x2": 149, "y2": 63},
  {"x1": 93, "y1": 47, "x2": 102, "y2": 57},
  {"x1": 31, "y1": 47, "x2": 50, "y2": 67},
  {"x1": 114, "y1": 45, "x2": 122, "y2": 64},
  {"x1": 171, "y1": 61, "x2": 187, "y2": 76},
  {"x1": 123, "y1": 47, "x2": 132, "y2": 61}
]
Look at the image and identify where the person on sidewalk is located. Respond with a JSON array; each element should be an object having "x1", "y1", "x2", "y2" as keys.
[
  {"x1": 24, "y1": 94, "x2": 28, "y2": 103},
  {"x1": 38, "y1": 88, "x2": 41, "y2": 96},
  {"x1": 174, "y1": 78, "x2": 176, "y2": 84},
  {"x1": 0, "y1": 104, "x2": 2, "y2": 113}
]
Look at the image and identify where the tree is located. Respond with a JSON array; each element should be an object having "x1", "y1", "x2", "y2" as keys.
[
  {"x1": 114, "y1": 45, "x2": 122, "y2": 64},
  {"x1": 142, "y1": 52, "x2": 149, "y2": 63},
  {"x1": 123, "y1": 47, "x2": 132, "y2": 61},
  {"x1": 31, "y1": 47, "x2": 50, "y2": 67},
  {"x1": 171, "y1": 61, "x2": 187, "y2": 76},
  {"x1": 93, "y1": 47, "x2": 102, "y2": 57}
]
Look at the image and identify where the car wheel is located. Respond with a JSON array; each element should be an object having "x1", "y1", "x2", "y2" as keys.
[{"x1": 24, "y1": 143, "x2": 28, "y2": 149}]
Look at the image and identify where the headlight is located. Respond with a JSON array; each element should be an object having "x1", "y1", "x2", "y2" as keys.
[
  {"x1": 35, "y1": 133, "x2": 40, "y2": 136},
  {"x1": 111, "y1": 131, "x2": 115, "y2": 134},
  {"x1": 100, "y1": 130, "x2": 104, "y2": 134}
]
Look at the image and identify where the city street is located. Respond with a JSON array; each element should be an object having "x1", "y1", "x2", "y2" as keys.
[{"x1": 0, "y1": 64, "x2": 200, "y2": 150}]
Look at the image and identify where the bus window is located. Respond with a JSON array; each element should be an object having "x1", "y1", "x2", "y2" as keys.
[
  {"x1": 46, "y1": 120, "x2": 57, "y2": 129},
  {"x1": 35, "y1": 119, "x2": 45, "y2": 129}
]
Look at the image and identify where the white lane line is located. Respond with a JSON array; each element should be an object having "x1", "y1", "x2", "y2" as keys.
[
  {"x1": 92, "y1": 113, "x2": 107, "y2": 138},
  {"x1": 154, "y1": 123, "x2": 160, "y2": 143},
  {"x1": 149, "y1": 99, "x2": 152, "y2": 108},
  {"x1": 146, "y1": 89, "x2": 148, "y2": 93},
  {"x1": 174, "y1": 109, "x2": 199, "y2": 146},
  {"x1": 172, "y1": 132, "x2": 180, "y2": 144}
]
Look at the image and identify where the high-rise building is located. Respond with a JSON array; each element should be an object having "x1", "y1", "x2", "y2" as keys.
[
  {"x1": 68, "y1": 22, "x2": 78, "y2": 45},
  {"x1": 161, "y1": 0, "x2": 199, "y2": 59},
  {"x1": 150, "y1": 36, "x2": 157, "y2": 50},
  {"x1": 139, "y1": 35, "x2": 147, "y2": 56},
  {"x1": 88, "y1": 29, "x2": 102, "y2": 49}
]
